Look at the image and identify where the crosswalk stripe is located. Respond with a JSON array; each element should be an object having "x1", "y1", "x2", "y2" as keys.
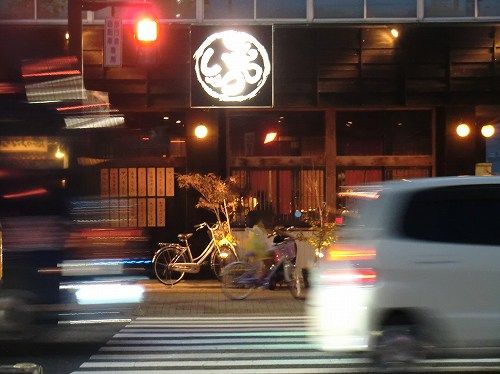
[
  {"x1": 107, "y1": 337, "x2": 309, "y2": 344},
  {"x1": 99, "y1": 343, "x2": 316, "y2": 352},
  {"x1": 73, "y1": 316, "x2": 500, "y2": 374},
  {"x1": 74, "y1": 369, "x2": 372, "y2": 374},
  {"x1": 90, "y1": 351, "x2": 338, "y2": 360},
  {"x1": 125, "y1": 323, "x2": 307, "y2": 328},
  {"x1": 81, "y1": 357, "x2": 368, "y2": 368},
  {"x1": 111, "y1": 331, "x2": 306, "y2": 338}
]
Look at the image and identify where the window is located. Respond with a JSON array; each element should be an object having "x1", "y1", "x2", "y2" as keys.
[
  {"x1": 402, "y1": 185, "x2": 500, "y2": 245},
  {"x1": 228, "y1": 111, "x2": 325, "y2": 226},
  {"x1": 156, "y1": 0, "x2": 196, "y2": 19},
  {"x1": 204, "y1": 0, "x2": 254, "y2": 19},
  {"x1": 336, "y1": 111, "x2": 432, "y2": 156},
  {"x1": 314, "y1": 0, "x2": 364, "y2": 19},
  {"x1": 367, "y1": 0, "x2": 417, "y2": 18},
  {"x1": 256, "y1": 0, "x2": 306, "y2": 19},
  {"x1": 37, "y1": 0, "x2": 66, "y2": 19},
  {"x1": 0, "y1": 0, "x2": 33, "y2": 19},
  {"x1": 424, "y1": 0, "x2": 475, "y2": 17},
  {"x1": 478, "y1": 0, "x2": 500, "y2": 17},
  {"x1": 229, "y1": 112, "x2": 324, "y2": 157}
]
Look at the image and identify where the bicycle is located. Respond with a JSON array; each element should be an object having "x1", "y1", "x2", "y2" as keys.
[
  {"x1": 221, "y1": 227, "x2": 296, "y2": 300},
  {"x1": 153, "y1": 222, "x2": 238, "y2": 285}
]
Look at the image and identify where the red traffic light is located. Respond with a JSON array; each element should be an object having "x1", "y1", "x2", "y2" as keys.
[{"x1": 135, "y1": 17, "x2": 158, "y2": 43}]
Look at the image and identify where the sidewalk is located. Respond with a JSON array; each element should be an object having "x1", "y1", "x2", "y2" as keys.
[{"x1": 133, "y1": 279, "x2": 306, "y2": 317}]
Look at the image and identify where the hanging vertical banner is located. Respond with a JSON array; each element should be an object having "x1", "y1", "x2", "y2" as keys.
[
  {"x1": 128, "y1": 198, "x2": 138, "y2": 227},
  {"x1": 109, "y1": 168, "x2": 119, "y2": 197},
  {"x1": 147, "y1": 198, "x2": 156, "y2": 226},
  {"x1": 157, "y1": 198, "x2": 166, "y2": 227},
  {"x1": 128, "y1": 167, "x2": 137, "y2": 196},
  {"x1": 157, "y1": 168, "x2": 165, "y2": 196},
  {"x1": 166, "y1": 167, "x2": 175, "y2": 196},
  {"x1": 138, "y1": 168, "x2": 147, "y2": 196},
  {"x1": 104, "y1": 18, "x2": 122, "y2": 67},
  {"x1": 119, "y1": 168, "x2": 128, "y2": 197},
  {"x1": 147, "y1": 167, "x2": 156, "y2": 196},
  {"x1": 100, "y1": 169, "x2": 109, "y2": 197},
  {"x1": 118, "y1": 199, "x2": 128, "y2": 227},
  {"x1": 138, "y1": 198, "x2": 147, "y2": 227},
  {"x1": 191, "y1": 26, "x2": 273, "y2": 108}
]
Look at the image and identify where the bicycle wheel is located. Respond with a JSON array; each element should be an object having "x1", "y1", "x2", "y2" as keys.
[
  {"x1": 289, "y1": 265, "x2": 307, "y2": 300},
  {"x1": 210, "y1": 244, "x2": 239, "y2": 281},
  {"x1": 153, "y1": 246, "x2": 186, "y2": 285},
  {"x1": 221, "y1": 262, "x2": 256, "y2": 300}
]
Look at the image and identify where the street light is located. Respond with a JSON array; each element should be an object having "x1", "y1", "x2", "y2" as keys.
[
  {"x1": 194, "y1": 124, "x2": 208, "y2": 139},
  {"x1": 456, "y1": 123, "x2": 471, "y2": 138},
  {"x1": 481, "y1": 124, "x2": 495, "y2": 138},
  {"x1": 264, "y1": 132, "x2": 278, "y2": 144}
]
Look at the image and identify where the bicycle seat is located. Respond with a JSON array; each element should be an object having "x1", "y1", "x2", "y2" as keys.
[{"x1": 178, "y1": 233, "x2": 193, "y2": 242}]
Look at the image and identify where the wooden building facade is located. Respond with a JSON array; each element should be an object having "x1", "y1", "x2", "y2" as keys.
[{"x1": 1, "y1": 5, "x2": 499, "y2": 233}]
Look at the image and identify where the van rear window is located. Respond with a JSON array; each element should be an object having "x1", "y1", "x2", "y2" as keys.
[{"x1": 401, "y1": 185, "x2": 500, "y2": 246}]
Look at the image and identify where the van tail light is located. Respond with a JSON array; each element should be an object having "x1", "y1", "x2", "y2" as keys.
[
  {"x1": 327, "y1": 243, "x2": 376, "y2": 262},
  {"x1": 321, "y1": 243, "x2": 377, "y2": 285},
  {"x1": 319, "y1": 268, "x2": 377, "y2": 286}
]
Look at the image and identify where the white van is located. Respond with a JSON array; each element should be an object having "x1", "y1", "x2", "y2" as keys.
[{"x1": 307, "y1": 176, "x2": 500, "y2": 364}]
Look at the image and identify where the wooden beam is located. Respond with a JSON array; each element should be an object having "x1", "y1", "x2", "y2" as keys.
[
  {"x1": 336, "y1": 155, "x2": 433, "y2": 167},
  {"x1": 230, "y1": 156, "x2": 325, "y2": 168}
]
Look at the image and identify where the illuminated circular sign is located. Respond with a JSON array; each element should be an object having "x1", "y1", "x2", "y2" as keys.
[{"x1": 193, "y1": 30, "x2": 271, "y2": 103}]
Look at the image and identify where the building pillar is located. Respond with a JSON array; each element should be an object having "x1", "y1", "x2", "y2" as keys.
[
  {"x1": 324, "y1": 109, "x2": 337, "y2": 212},
  {"x1": 185, "y1": 109, "x2": 220, "y2": 174},
  {"x1": 68, "y1": 0, "x2": 83, "y2": 73}
]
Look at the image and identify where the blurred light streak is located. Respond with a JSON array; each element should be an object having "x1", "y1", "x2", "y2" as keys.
[
  {"x1": 0, "y1": 82, "x2": 24, "y2": 94},
  {"x1": 25, "y1": 76, "x2": 86, "y2": 103},
  {"x1": 64, "y1": 115, "x2": 125, "y2": 129},
  {"x1": 22, "y1": 69, "x2": 81, "y2": 78},
  {"x1": 3, "y1": 187, "x2": 48, "y2": 199},
  {"x1": 56, "y1": 103, "x2": 110, "y2": 112},
  {"x1": 58, "y1": 318, "x2": 132, "y2": 325},
  {"x1": 75, "y1": 283, "x2": 144, "y2": 305}
]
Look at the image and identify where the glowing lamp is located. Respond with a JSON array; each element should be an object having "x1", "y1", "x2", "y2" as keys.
[
  {"x1": 481, "y1": 124, "x2": 495, "y2": 138},
  {"x1": 135, "y1": 17, "x2": 158, "y2": 43},
  {"x1": 264, "y1": 132, "x2": 278, "y2": 144},
  {"x1": 390, "y1": 28, "x2": 399, "y2": 38},
  {"x1": 194, "y1": 125, "x2": 208, "y2": 139},
  {"x1": 55, "y1": 148, "x2": 65, "y2": 159},
  {"x1": 456, "y1": 123, "x2": 470, "y2": 138}
]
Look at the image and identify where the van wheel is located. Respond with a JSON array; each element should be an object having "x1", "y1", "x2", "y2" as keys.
[{"x1": 373, "y1": 325, "x2": 423, "y2": 366}]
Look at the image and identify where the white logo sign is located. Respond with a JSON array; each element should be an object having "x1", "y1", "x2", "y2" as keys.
[{"x1": 193, "y1": 30, "x2": 271, "y2": 103}]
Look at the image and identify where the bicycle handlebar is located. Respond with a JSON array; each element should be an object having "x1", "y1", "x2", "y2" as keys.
[{"x1": 193, "y1": 222, "x2": 220, "y2": 232}]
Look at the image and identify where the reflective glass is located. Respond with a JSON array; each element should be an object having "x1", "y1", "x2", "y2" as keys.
[
  {"x1": 314, "y1": 0, "x2": 364, "y2": 19},
  {"x1": 256, "y1": 0, "x2": 306, "y2": 19},
  {"x1": 37, "y1": 0, "x2": 67, "y2": 19},
  {"x1": 204, "y1": 0, "x2": 254, "y2": 19},
  {"x1": 94, "y1": 0, "x2": 150, "y2": 20},
  {"x1": 156, "y1": 0, "x2": 196, "y2": 19},
  {"x1": 478, "y1": 0, "x2": 500, "y2": 17},
  {"x1": 367, "y1": 0, "x2": 417, "y2": 18},
  {"x1": 424, "y1": 0, "x2": 475, "y2": 17},
  {"x1": 0, "y1": 0, "x2": 33, "y2": 19}
]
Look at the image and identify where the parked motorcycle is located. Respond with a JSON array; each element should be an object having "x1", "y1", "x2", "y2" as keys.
[{"x1": 265, "y1": 227, "x2": 297, "y2": 291}]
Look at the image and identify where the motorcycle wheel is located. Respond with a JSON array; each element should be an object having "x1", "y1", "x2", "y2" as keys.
[{"x1": 289, "y1": 265, "x2": 307, "y2": 300}]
